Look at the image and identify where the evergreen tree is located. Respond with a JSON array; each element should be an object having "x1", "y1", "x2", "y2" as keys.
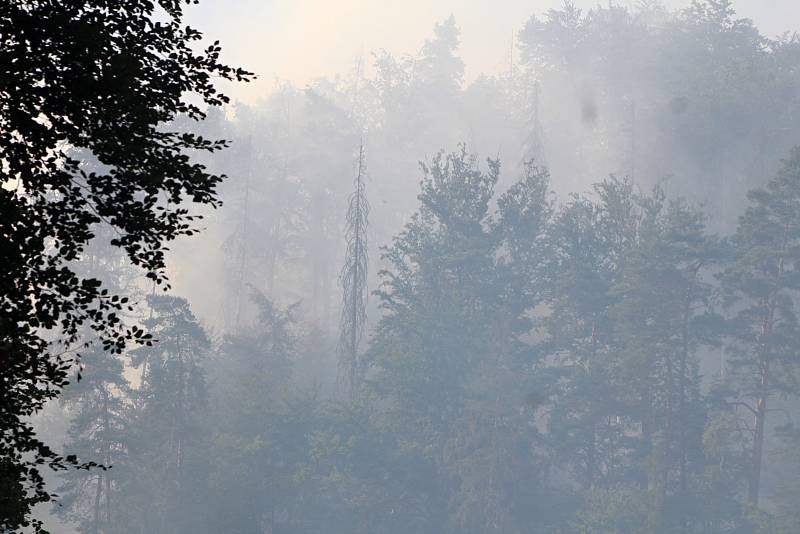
[
  {"x1": 721, "y1": 147, "x2": 800, "y2": 506},
  {"x1": 52, "y1": 231, "x2": 139, "y2": 534},
  {"x1": 203, "y1": 292, "x2": 299, "y2": 533},
  {"x1": 53, "y1": 346, "x2": 130, "y2": 534},
  {"x1": 544, "y1": 177, "x2": 639, "y2": 493},
  {"x1": 415, "y1": 15, "x2": 465, "y2": 100},
  {"x1": 368, "y1": 148, "x2": 555, "y2": 533},
  {"x1": 756, "y1": 424, "x2": 800, "y2": 533},
  {"x1": 338, "y1": 142, "x2": 370, "y2": 397},
  {"x1": 610, "y1": 192, "x2": 721, "y2": 532},
  {"x1": 120, "y1": 295, "x2": 211, "y2": 534},
  {"x1": 368, "y1": 147, "x2": 501, "y2": 531},
  {"x1": 546, "y1": 178, "x2": 725, "y2": 532}
]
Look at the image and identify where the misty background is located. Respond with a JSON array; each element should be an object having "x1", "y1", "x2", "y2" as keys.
[
  {"x1": 187, "y1": 0, "x2": 800, "y2": 102},
  {"x1": 171, "y1": 0, "x2": 800, "y2": 329}
]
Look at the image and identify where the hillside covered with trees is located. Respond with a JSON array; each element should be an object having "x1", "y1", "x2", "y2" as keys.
[{"x1": 4, "y1": 1, "x2": 800, "y2": 533}]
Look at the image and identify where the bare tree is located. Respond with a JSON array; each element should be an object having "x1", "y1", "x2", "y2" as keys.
[{"x1": 338, "y1": 141, "x2": 370, "y2": 397}]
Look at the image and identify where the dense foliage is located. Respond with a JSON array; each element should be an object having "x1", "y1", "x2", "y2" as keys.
[
  {"x1": 0, "y1": 0, "x2": 250, "y2": 530},
  {"x1": 43, "y1": 145, "x2": 800, "y2": 533}
]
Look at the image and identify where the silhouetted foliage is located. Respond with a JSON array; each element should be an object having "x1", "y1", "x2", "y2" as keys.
[{"x1": 0, "y1": 0, "x2": 250, "y2": 529}]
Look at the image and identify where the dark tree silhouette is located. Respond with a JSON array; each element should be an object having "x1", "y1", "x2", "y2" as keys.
[{"x1": 0, "y1": 1, "x2": 251, "y2": 530}]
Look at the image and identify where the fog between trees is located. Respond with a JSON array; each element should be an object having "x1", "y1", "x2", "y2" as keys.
[{"x1": 30, "y1": 2, "x2": 800, "y2": 533}]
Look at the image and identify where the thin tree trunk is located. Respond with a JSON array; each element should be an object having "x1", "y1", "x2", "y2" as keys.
[
  {"x1": 650, "y1": 353, "x2": 674, "y2": 534},
  {"x1": 93, "y1": 473, "x2": 102, "y2": 534},
  {"x1": 677, "y1": 284, "x2": 692, "y2": 534},
  {"x1": 749, "y1": 291, "x2": 776, "y2": 506},
  {"x1": 105, "y1": 463, "x2": 111, "y2": 527},
  {"x1": 586, "y1": 319, "x2": 598, "y2": 489},
  {"x1": 102, "y1": 388, "x2": 112, "y2": 529},
  {"x1": 641, "y1": 383, "x2": 654, "y2": 493},
  {"x1": 749, "y1": 359, "x2": 769, "y2": 505},
  {"x1": 350, "y1": 149, "x2": 363, "y2": 389},
  {"x1": 679, "y1": 296, "x2": 688, "y2": 493}
]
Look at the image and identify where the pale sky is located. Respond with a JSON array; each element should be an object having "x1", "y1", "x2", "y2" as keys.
[{"x1": 187, "y1": 1, "x2": 800, "y2": 104}]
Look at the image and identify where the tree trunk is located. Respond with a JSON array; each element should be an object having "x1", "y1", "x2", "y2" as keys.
[
  {"x1": 749, "y1": 293, "x2": 776, "y2": 506},
  {"x1": 748, "y1": 359, "x2": 769, "y2": 506},
  {"x1": 679, "y1": 289, "x2": 689, "y2": 494},
  {"x1": 102, "y1": 388, "x2": 112, "y2": 529},
  {"x1": 586, "y1": 319, "x2": 598, "y2": 489},
  {"x1": 93, "y1": 473, "x2": 103, "y2": 534}
]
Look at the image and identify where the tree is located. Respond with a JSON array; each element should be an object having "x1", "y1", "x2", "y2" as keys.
[
  {"x1": 445, "y1": 160, "x2": 555, "y2": 534},
  {"x1": 544, "y1": 177, "x2": 725, "y2": 532},
  {"x1": 204, "y1": 292, "x2": 306, "y2": 533},
  {"x1": 543, "y1": 177, "x2": 639, "y2": 494},
  {"x1": 609, "y1": 192, "x2": 721, "y2": 531},
  {"x1": 52, "y1": 226, "x2": 139, "y2": 534},
  {"x1": 721, "y1": 147, "x2": 800, "y2": 506},
  {"x1": 415, "y1": 15, "x2": 465, "y2": 100},
  {"x1": 52, "y1": 345, "x2": 130, "y2": 534},
  {"x1": 338, "y1": 142, "x2": 370, "y2": 397},
  {"x1": 0, "y1": 1, "x2": 250, "y2": 528},
  {"x1": 121, "y1": 295, "x2": 211, "y2": 534},
  {"x1": 210, "y1": 89, "x2": 308, "y2": 328},
  {"x1": 756, "y1": 424, "x2": 800, "y2": 533},
  {"x1": 367, "y1": 148, "x2": 555, "y2": 533},
  {"x1": 298, "y1": 88, "x2": 360, "y2": 329}
]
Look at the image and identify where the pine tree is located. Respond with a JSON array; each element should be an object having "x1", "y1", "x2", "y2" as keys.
[
  {"x1": 367, "y1": 148, "x2": 555, "y2": 533},
  {"x1": 610, "y1": 192, "x2": 721, "y2": 531},
  {"x1": 121, "y1": 295, "x2": 210, "y2": 534},
  {"x1": 338, "y1": 142, "x2": 370, "y2": 397},
  {"x1": 53, "y1": 230, "x2": 140, "y2": 534},
  {"x1": 544, "y1": 177, "x2": 639, "y2": 493},
  {"x1": 415, "y1": 15, "x2": 465, "y2": 100},
  {"x1": 762, "y1": 424, "x2": 800, "y2": 532},
  {"x1": 721, "y1": 147, "x2": 800, "y2": 506},
  {"x1": 54, "y1": 345, "x2": 130, "y2": 534},
  {"x1": 546, "y1": 178, "x2": 724, "y2": 531},
  {"x1": 203, "y1": 292, "x2": 301, "y2": 533}
]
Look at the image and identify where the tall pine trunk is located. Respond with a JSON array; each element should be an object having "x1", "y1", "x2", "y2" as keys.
[
  {"x1": 338, "y1": 142, "x2": 369, "y2": 397},
  {"x1": 749, "y1": 357, "x2": 770, "y2": 505},
  {"x1": 749, "y1": 257, "x2": 780, "y2": 505}
]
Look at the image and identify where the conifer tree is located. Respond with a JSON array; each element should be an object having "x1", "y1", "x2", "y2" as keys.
[
  {"x1": 544, "y1": 177, "x2": 639, "y2": 492},
  {"x1": 54, "y1": 345, "x2": 130, "y2": 534},
  {"x1": 721, "y1": 147, "x2": 800, "y2": 506},
  {"x1": 368, "y1": 148, "x2": 555, "y2": 532},
  {"x1": 53, "y1": 229, "x2": 140, "y2": 534},
  {"x1": 204, "y1": 292, "x2": 301, "y2": 533},
  {"x1": 338, "y1": 142, "x2": 370, "y2": 397},
  {"x1": 610, "y1": 192, "x2": 720, "y2": 531},
  {"x1": 121, "y1": 295, "x2": 210, "y2": 534}
]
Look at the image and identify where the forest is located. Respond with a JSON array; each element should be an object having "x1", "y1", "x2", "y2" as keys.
[{"x1": 3, "y1": 1, "x2": 800, "y2": 533}]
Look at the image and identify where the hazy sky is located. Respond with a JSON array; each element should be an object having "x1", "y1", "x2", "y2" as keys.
[{"x1": 188, "y1": 1, "x2": 800, "y2": 104}]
